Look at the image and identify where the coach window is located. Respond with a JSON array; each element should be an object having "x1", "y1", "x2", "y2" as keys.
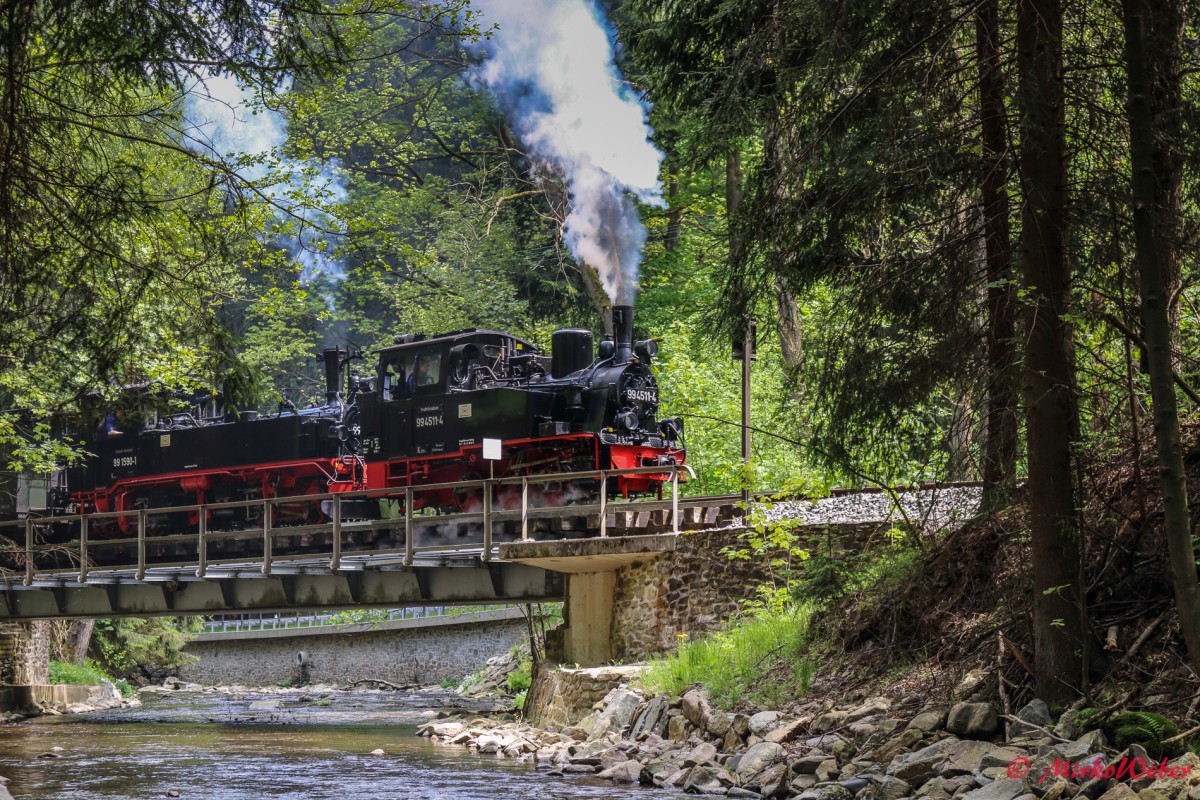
[{"x1": 414, "y1": 353, "x2": 441, "y2": 389}]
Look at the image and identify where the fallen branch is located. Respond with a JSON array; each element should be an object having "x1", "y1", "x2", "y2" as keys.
[{"x1": 998, "y1": 714, "x2": 1074, "y2": 744}]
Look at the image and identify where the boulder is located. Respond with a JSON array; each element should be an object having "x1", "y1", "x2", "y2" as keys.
[
  {"x1": 1147, "y1": 752, "x2": 1200, "y2": 797},
  {"x1": 877, "y1": 776, "x2": 914, "y2": 800},
  {"x1": 667, "y1": 714, "x2": 691, "y2": 743},
  {"x1": 813, "y1": 710, "x2": 850, "y2": 733},
  {"x1": 1096, "y1": 785, "x2": 1140, "y2": 800},
  {"x1": 793, "y1": 756, "x2": 831, "y2": 775},
  {"x1": 681, "y1": 688, "x2": 713, "y2": 729},
  {"x1": 707, "y1": 710, "x2": 734, "y2": 738},
  {"x1": 684, "y1": 742, "x2": 719, "y2": 767},
  {"x1": 848, "y1": 699, "x2": 892, "y2": 722},
  {"x1": 589, "y1": 689, "x2": 642, "y2": 739},
  {"x1": 960, "y1": 780, "x2": 1027, "y2": 800},
  {"x1": 947, "y1": 703, "x2": 999, "y2": 739},
  {"x1": 795, "y1": 786, "x2": 855, "y2": 800},
  {"x1": 596, "y1": 759, "x2": 643, "y2": 783},
  {"x1": 909, "y1": 708, "x2": 950, "y2": 733},
  {"x1": 683, "y1": 765, "x2": 726, "y2": 795},
  {"x1": 1009, "y1": 700, "x2": 1053, "y2": 739},
  {"x1": 749, "y1": 711, "x2": 782, "y2": 737},
  {"x1": 878, "y1": 727, "x2": 926, "y2": 763},
  {"x1": 816, "y1": 758, "x2": 840, "y2": 783},
  {"x1": 629, "y1": 695, "x2": 669, "y2": 740},
  {"x1": 888, "y1": 740, "x2": 957, "y2": 784},
  {"x1": 765, "y1": 718, "x2": 807, "y2": 744},
  {"x1": 737, "y1": 742, "x2": 787, "y2": 784},
  {"x1": 759, "y1": 762, "x2": 791, "y2": 798}
]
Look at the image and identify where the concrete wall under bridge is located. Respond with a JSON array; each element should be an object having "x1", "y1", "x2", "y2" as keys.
[{"x1": 177, "y1": 608, "x2": 529, "y2": 687}]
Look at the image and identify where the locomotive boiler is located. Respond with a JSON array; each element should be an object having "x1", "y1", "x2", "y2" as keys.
[{"x1": 58, "y1": 305, "x2": 684, "y2": 535}]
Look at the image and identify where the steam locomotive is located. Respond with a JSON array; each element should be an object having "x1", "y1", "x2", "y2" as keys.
[{"x1": 53, "y1": 305, "x2": 684, "y2": 535}]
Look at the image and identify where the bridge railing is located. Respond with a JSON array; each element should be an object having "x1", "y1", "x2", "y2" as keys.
[
  {"x1": 199, "y1": 605, "x2": 514, "y2": 634},
  {"x1": 0, "y1": 464, "x2": 696, "y2": 586}
]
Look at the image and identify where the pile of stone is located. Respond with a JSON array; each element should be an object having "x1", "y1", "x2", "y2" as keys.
[{"x1": 418, "y1": 676, "x2": 1200, "y2": 800}]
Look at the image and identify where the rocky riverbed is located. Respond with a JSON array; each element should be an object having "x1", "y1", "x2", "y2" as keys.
[{"x1": 419, "y1": 670, "x2": 1200, "y2": 800}]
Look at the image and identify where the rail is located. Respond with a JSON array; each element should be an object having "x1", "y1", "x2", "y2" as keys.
[
  {"x1": 200, "y1": 605, "x2": 516, "y2": 634},
  {"x1": 0, "y1": 464, "x2": 695, "y2": 586}
]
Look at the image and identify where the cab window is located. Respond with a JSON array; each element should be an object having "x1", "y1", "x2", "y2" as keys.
[{"x1": 414, "y1": 353, "x2": 441, "y2": 388}]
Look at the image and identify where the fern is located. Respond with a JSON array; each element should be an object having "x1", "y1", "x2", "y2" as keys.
[{"x1": 1078, "y1": 709, "x2": 1179, "y2": 757}]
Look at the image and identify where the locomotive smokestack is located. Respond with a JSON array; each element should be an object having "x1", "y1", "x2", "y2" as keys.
[
  {"x1": 322, "y1": 348, "x2": 342, "y2": 403},
  {"x1": 613, "y1": 305, "x2": 634, "y2": 363}
]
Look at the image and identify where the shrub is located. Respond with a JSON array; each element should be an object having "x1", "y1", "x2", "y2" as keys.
[
  {"x1": 507, "y1": 662, "x2": 532, "y2": 694},
  {"x1": 439, "y1": 676, "x2": 459, "y2": 689}
]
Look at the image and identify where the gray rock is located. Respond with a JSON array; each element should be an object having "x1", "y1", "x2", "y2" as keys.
[
  {"x1": 668, "y1": 714, "x2": 691, "y2": 743},
  {"x1": 947, "y1": 703, "x2": 999, "y2": 739},
  {"x1": 707, "y1": 710, "x2": 734, "y2": 738},
  {"x1": 728, "y1": 789, "x2": 762, "y2": 799},
  {"x1": 909, "y1": 709, "x2": 949, "y2": 733},
  {"x1": 948, "y1": 742, "x2": 1027, "y2": 775},
  {"x1": 960, "y1": 780, "x2": 1027, "y2": 800},
  {"x1": 1147, "y1": 752, "x2": 1200, "y2": 796},
  {"x1": 794, "y1": 756, "x2": 832, "y2": 774},
  {"x1": 683, "y1": 765, "x2": 725, "y2": 795},
  {"x1": 879, "y1": 728, "x2": 928, "y2": 763},
  {"x1": 849, "y1": 699, "x2": 892, "y2": 722},
  {"x1": 749, "y1": 711, "x2": 782, "y2": 737},
  {"x1": 724, "y1": 728, "x2": 744, "y2": 752},
  {"x1": 760, "y1": 762, "x2": 791, "y2": 798},
  {"x1": 684, "y1": 742, "x2": 719, "y2": 767},
  {"x1": 765, "y1": 718, "x2": 807, "y2": 744},
  {"x1": 733, "y1": 713, "x2": 752, "y2": 737},
  {"x1": 597, "y1": 759, "x2": 643, "y2": 783},
  {"x1": 888, "y1": 741, "x2": 957, "y2": 784},
  {"x1": 681, "y1": 688, "x2": 713, "y2": 730},
  {"x1": 814, "y1": 710, "x2": 851, "y2": 733},
  {"x1": 248, "y1": 700, "x2": 281, "y2": 711},
  {"x1": 590, "y1": 689, "x2": 642, "y2": 738},
  {"x1": 816, "y1": 759, "x2": 840, "y2": 783},
  {"x1": 1009, "y1": 701, "x2": 1052, "y2": 739},
  {"x1": 1096, "y1": 785, "x2": 1139, "y2": 800},
  {"x1": 877, "y1": 776, "x2": 914, "y2": 800},
  {"x1": 792, "y1": 775, "x2": 820, "y2": 792},
  {"x1": 738, "y1": 742, "x2": 787, "y2": 783},
  {"x1": 630, "y1": 695, "x2": 669, "y2": 740},
  {"x1": 840, "y1": 777, "x2": 871, "y2": 794},
  {"x1": 1077, "y1": 778, "x2": 1109, "y2": 799},
  {"x1": 796, "y1": 786, "x2": 855, "y2": 800}
]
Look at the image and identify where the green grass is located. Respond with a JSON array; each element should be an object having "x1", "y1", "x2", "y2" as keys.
[
  {"x1": 49, "y1": 660, "x2": 107, "y2": 686},
  {"x1": 640, "y1": 602, "x2": 816, "y2": 709}
]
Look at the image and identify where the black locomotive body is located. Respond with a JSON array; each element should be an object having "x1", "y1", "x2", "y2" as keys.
[{"x1": 56, "y1": 305, "x2": 684, "y2": 532}]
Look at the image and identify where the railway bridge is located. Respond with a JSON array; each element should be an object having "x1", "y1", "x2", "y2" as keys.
[{"x1": 0, "y1": 466, "x2": 738, "y2": 671}]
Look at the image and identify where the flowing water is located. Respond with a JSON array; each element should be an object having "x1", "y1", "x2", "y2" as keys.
[{"x1": 0, "y1": 691, "x2": 675, "y2": 799}]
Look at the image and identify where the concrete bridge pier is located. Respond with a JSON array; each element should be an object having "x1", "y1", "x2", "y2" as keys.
[
  {"x1": 562, "y1": 571, "x2": 617, "y2": 664},
  {"x1": 501, "y1": 534, "x2": 683, "y2": 666}
]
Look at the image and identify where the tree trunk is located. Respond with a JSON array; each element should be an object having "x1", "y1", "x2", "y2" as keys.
[
  {"x1": 776, "y1": 276, "x2": 803, "y2": 369},
  {"x1": 1016, "y1": 0, "x2": 1090, "y2": 701},
  {"x1": 1122, "y1": 0, "x2": 1200, "y2": 673},
  {"x1": 665, "y1": 159, "x2": 682, "y2": 253},
  {"x1": 976, "y1": 0, "x2": 1019, "y2": 507}
]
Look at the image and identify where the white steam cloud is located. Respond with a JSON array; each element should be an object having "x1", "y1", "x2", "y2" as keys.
[
  {"x1": 182, "y1": 74, "x2": 347, "y2": 286},
  {"x1": 469, "y1": 0, "x2": 664, "y2": 306}
]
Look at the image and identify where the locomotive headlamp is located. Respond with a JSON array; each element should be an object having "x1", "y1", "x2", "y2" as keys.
[
  {"x1": 619, "y1": 410, "x2": 640, "y2": 431},
  {"x1": 634, "y1": 339, "x2": 658, "y2": 362}
]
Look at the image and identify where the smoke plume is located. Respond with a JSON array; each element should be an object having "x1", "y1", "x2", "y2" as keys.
[
  {"x1": 469, "y1": 0, "x2": 663, "y2": 306},
  {"x1": 182, "y1": 74, "x2": 347, "y2": 286}
]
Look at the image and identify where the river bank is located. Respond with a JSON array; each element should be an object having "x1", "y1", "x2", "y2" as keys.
[{"x1": 419, "y1": 667, "x2": 1200, "y2": 800}]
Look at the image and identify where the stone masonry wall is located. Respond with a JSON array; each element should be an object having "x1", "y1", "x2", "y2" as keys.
[
  {"x1": 610, "y1": 523, "x2": 890, "y2": 662},
  {"x1": 0, "y1": 621, "x2": 49, "y2": 685},
  {"x1": 178, "y1": 614, "x2": 526, "y2": 687}
]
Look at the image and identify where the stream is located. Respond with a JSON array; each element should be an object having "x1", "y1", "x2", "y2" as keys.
[{"x1": 0, "y1": 690, "x2": 676, "y2": 799}]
